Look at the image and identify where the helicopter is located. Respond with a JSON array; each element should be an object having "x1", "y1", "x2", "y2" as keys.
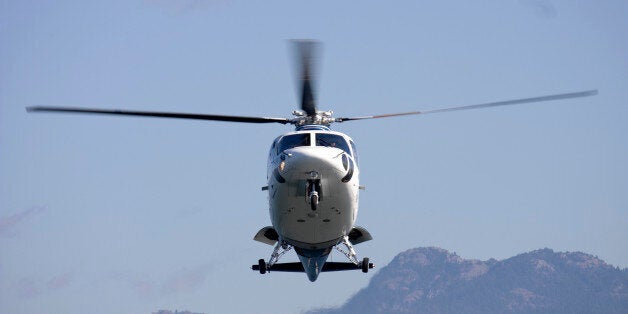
[{"x1": 27, "y1": 40, "x2": 597, "y2": 282}]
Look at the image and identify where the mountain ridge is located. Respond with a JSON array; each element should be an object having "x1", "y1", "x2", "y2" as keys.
[{"x1": 308, "y1": 247, "x2": 628, "y2": 314}]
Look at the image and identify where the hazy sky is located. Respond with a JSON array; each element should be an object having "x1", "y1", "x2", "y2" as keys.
[{"x1": 1, "y1": 1, "x2": 627, "y2": 313}]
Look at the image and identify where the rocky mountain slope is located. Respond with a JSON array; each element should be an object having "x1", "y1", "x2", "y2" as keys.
[{"x1": 308, "y1": 247, "x2": 628, "y2": 314}]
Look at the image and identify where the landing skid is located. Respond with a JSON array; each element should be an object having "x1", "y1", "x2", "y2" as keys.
[{"x1": 252, "y1": 236, "x2": 375, "y2": 275}]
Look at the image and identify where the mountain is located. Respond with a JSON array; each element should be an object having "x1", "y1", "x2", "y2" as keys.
[
  {"x1": 152, "y1": 310, "x2": 204, "y2": 314},
  {"x1": 308, "y1": 247, "x2": 628, "y2": 314}
]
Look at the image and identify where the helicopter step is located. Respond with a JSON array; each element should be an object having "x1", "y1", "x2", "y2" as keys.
[{"x1": 253, "y1": 226, "x2": 372, "y2": 246}]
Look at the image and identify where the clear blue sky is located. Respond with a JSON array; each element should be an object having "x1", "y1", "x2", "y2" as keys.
[{"x1": 1, "y1": 1, "x2": 626, "y2": 313}]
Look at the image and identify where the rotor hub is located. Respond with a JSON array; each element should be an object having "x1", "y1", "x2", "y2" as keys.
[{"x1": 291, "y1": 110, "x2": 336, "y2": 128}]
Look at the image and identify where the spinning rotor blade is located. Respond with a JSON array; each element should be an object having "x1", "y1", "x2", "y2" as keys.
[
  {"x1": 337, "y1": 90, "x2": 598, "y2": 122},
  {"x1": 293, "y1": 40, "x2": 320, "y2": 117},
  {"x1": 26, "y1": 106, "x2": 290, "y2": 124}
]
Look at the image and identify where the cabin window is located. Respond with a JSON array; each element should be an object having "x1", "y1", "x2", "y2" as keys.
[
  {"x1": 277, "y1": 134, "x2": 311, "y2": 153},
  {"x1": 315, "y1": 134, "x2": 351, "y2": 155}
]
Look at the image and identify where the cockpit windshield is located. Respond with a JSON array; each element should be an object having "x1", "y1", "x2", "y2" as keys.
[
  {"x1": 315, "y1": 133, "x2": 351, "y2": 155},
  {"x1": 277, "y1": 134, "x2": 311, "y2": 152},
  {"x1": 275, "y1": 133, "x2": 356, "y2": 161}
]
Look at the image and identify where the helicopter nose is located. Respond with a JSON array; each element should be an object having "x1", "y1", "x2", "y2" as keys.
[{"x1": 282, "y1": 147, "x2": 346, "y2": 177}]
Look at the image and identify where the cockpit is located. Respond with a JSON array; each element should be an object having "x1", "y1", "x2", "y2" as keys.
[
  {"x1": 277, "y1": 133, "x2": 311, "y2": 152},
  {"x1": 272, "y1": 132, "x2": 359, "y2": 162}
]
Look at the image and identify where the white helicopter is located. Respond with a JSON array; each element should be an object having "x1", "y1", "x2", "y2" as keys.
[{"x1": 28, "y1": 41, "x2": 597, "y2": 282}]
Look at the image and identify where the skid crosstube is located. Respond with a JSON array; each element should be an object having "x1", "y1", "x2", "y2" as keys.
[{"x1": 252, "y1": 261, "x2": 374, "y2": 273}]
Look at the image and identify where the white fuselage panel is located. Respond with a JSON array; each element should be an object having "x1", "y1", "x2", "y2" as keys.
[{"x1": 266, "y1": 131, "x2": 360, "y2": 249}]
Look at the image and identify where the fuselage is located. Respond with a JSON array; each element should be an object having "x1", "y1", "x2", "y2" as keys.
[{"x1": 266, "y1": 126, "x2": 360, "y2": 280}]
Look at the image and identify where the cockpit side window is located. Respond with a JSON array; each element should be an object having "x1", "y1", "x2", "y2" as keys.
[
  {"x1": 350, "y1": 140, "x2": 359, "y2": 164},
  {"x1": 315, "y1": 134, "x2": 351, "y2": 155},
  {"x1": 277, "y1": 134, "x2": 311, "y2": 153}
]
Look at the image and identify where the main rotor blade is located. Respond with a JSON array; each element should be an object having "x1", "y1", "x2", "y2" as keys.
[
  {"x1": 337, "y1": 90, "x2": 598, "y2": 122},
  {"x1": 293, "y1": 40, "x2": 320, "y2": 117},
  {"x1": 26, "y1": 106, "x2": 290, "y2": 124}
]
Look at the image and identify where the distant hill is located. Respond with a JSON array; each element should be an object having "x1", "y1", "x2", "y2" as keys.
[
  {"x1": 152, "y1": 310, "x2": 204, "y2": 314},
  {"x1": 308, "y1": 247, "x2": 628, "y2": 314}
]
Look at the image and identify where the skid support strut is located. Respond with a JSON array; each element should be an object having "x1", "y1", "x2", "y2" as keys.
[
  {"x1": 334, "y1": 236, "x2": 374, "y2": 273},
  {"x1": 268, "y1": 240, "x2": 292, "y2": 268},
  {"x1": 335, "y1": 236, "x2": 360, "y2": 265}
]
